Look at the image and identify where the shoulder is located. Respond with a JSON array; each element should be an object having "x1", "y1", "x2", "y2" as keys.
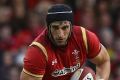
[
  {"x1": 26, "y1": 28, "x2": 49, "y2": 61},
  {"x1": 85, "y1": 28, "x2": 100, "y2": 49},
  {"x1": 86, "y1": 29, "x2": 101, "y2": 59},
  {"x1": 73, "y1": 25, "x2": 81, "y2": 31},
  {"x1": 72, "y1": 25, "x2": 87, "y2": 34},
  {"x1": 73, "y1": 26, "x2": 99, "y2": 41},
  {"x1": 86, "y1": 30, "x2": 98, "y2": 38},
  {"x1": 72, "y1": 25, "x2": 82, "y2": 35}
]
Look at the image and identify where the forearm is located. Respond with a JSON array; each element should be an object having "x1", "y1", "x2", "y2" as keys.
[{"x1": 96, "y1": 59, "x2": 110, "y2": 80}]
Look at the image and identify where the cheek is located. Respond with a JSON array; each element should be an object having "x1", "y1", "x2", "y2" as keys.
[
  {"x1": 65, "y1": 29, "x2": 71, "y2": 36},
  {"x1": 51, "y1": 31, "x2": 57, "y2": 38}
]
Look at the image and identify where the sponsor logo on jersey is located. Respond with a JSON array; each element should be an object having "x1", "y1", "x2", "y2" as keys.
[
  {"x1": 52, "y1": 59, "x2": 57, "y2": 65},
  {"x1": 51, "y1": 63, "x2": 80, "y2": 77}
]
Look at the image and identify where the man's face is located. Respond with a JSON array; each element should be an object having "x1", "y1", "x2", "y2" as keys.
[{"x1": 50, "y1": 21, "x2": 71, "y2": 46}]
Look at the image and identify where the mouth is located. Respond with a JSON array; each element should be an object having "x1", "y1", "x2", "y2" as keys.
[
  {"x1": 57, "y1": 39, "x2": 64, "y2": 41},
  {"x1": 56, "y1": 39, "x2": 65, "y2": 42},
  {"x1": 54, "y1": 38, "x2": 67, "y2": 46}
]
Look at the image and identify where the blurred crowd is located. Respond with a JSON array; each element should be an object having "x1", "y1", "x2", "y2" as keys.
[{"x1": 0, "y1": 0, "x2": 119, "y2": 80}]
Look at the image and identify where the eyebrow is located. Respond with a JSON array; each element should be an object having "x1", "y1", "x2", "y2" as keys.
[
  {"x1": 50, "y1": 21, "x2": 70, "y2": 26},
  {"x1": 51, "y1": 24, "x2": 60, "y2": 26}
]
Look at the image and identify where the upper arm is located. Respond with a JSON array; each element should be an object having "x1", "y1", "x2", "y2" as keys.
[
  {"x1": 85, "y1": 30, "x2": 110, "y2": 79},
  {"x1": 20, "y1": 70, "x2": 43, "y2": 80},
  {"x1": 86, "y1": 30, "x2": 110, "y2": 64},
  {"x1": 90, "y1": 44, "x2": 110, "y2": 65},
  {"x1": 22, "y1": 45, "x2": 47, "y2": 79}
]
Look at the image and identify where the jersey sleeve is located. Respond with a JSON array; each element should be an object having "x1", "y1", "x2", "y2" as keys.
[
  {"x1": 23, "y1": 45, "x2": 47, "y2": 77},
  {"x1": 86, "y1": 30, "x2": 101, "y2": 59}
]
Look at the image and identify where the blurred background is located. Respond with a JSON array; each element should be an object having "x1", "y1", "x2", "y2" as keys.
[{"x1": 0, "y1": 0, "x2": 119, "y2": 80}]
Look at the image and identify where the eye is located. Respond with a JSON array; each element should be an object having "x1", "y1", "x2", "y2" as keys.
[
  {"x1": 62, "y1": 26, "x2": 69, "y2": 30},
  {"x1": 51, "y1": 25, "x2": 59, "y2": 30}
]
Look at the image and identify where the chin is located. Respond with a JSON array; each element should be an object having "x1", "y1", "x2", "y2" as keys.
[{"x1": 56, "y1": 42, "x2": 67, "y2": 47}]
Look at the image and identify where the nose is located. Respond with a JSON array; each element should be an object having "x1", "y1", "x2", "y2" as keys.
[{"x1": 57, "y1": 29, "x2": 64, "y2": 38}]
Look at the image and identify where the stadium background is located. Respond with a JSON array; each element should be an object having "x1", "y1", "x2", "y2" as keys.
[{"x1": 0, "y1": 0, "x2": 119, "y2": 80}]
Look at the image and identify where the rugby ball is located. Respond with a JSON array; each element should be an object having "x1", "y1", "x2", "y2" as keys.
[{"x1": 70, "y1": 67, "x2": 96, "y2": 80}]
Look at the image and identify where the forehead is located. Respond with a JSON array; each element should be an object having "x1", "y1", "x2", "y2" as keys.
[{"x1": 50, "y1": 21, "x2": 71, "y2": 26}]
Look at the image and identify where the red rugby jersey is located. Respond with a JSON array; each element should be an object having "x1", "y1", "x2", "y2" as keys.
[{"x1": 23, "y1": 26, "x2": 100, "y2": 80}]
